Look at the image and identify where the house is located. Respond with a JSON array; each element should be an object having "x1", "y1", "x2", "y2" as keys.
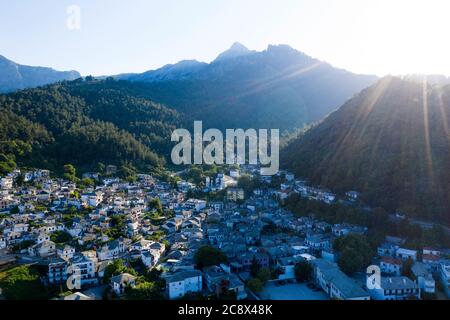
[
  {"x1": 422, "y1": 248, "x2": 441, "y2": 272},
  {"x1": 380, "y1": 256, "x2": 403, "y2": 276},
  {"x1": 227, "y1": 274, "x2": 247, "y2": 300},
  {"x1": 131, "y1": 239, "x2": 153, "y2": 252},
  {"x1": 28, "y1": 240, "x2": 56, "y2": 258},
  {"x1": 110, "y1": 273, "x2": 136, "y2": 296},
  {"x1": 396, "y1": 248, "x2": 417, "y2": 261},
  {"x1": 61, "y1": 292, "x2": 93, "y2": 300},
  {"x1": 82, "y1": 172, "x2": 99, "y2": 180},
  {"x1": 162, "y1": 217, "x2": 183, "y2": 233},
  {"x1": 345, "y1": 191, "x2": 360, "y2": 201},
  {"x1": 81, "y1": 191, "x2": 103, "y2": 207},
  {"x1": 47, "y1": 258, "x2": 68, "y2": 285},
  {"x1": 277, "y1": 256, "x2": 305, "y2": 280},
  {"x1": 0, "y1": 236, "x2": 6, "y2": 249},
  {"x1": 98, "y1": 238, "x2": 130, "y2": 261},
  {"x1": 239, "y1": 252, "x2": 270, "y2": 270},
  {"x1": 332, "y1": 224, "x2": 367, "y2": 237},
  {"x1": 227, "y1": 188, "x2": 245, "y2": 202},
  {"x1": 305, "y1": 234, "x2": 332, "y2": 251},
  {"x1": 184, "y1": 199, "x2": 207, "y2": 212},
  {"x1": 411, "y1": 262, "x2": 435, "y2": 295},
  {"x1": 209, "y1": 201, "x2": 224, "y2": 213},
  {"x1": 36, "y1": 190, "x2": 51, "y2": 202},
  {"x1": 422, "y1": 247, "x2": 439, "y2": 256},
  {"x1": 439, "y1": 260, "x2": 450, "y2": 298},
  {"x1": 0, "y1": 176, "x2": 14, "y2": 189},
  {"x1": 285, "y1": 173, "x2": 295, "y2": 181},
  {"x1": 68, "y1": 254, "x2": 98, "y2": 288},
  {"x1": 165, "y1": 270, "x2": 203, "y2": 299},
  {"x1": 229, "y1": 169, "x2": 240, "y2": 179},
  {"x1": 312, "y1": 259, "x2": 370, "y2": 300},
  {"x1": 94, "y1": 261, "x2": 110, "y2": 280},
  {"x1": 37, "y1": 233, "x2": 51, "y2": 244},
  {"x1": 140, "y1": 250, "x2": 154, "y2": 269},
  {"x1": 368, "y1": 276, "x2": 420, "y2": 300},
  {"x1": 105, "y1": 165, "x2": 118, "y2": 175},
  {"x1": 377, "y1": 242, "x2": 399, "y2": 257},
  {"x1": 57, "y1": 245, "x2": 76, "y2": 260}
]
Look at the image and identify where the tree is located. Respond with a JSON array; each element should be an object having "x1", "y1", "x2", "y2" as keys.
[
  {"x1": 50, "y1": 231, "x2": 72, "y2": 244},
  {"x1": 81, "y1": 178, "x2": 95, "y2": 187},
  {"x1": 103, "y1": 259, "x2": 136, "y2": 283},
  {"x1": 334, "y1": 234, "x2": 372, "y2": 275},
  {"x1": 294, "y1": 261, "x2": 313, "y2": 283},
  {"x1": 194, "y1": 246, "x2": 228, "y2": 269},
  {"x1": 125, "y1": 281, "x2": 164, "y2": 300},
  {"x1": 250, "y1": 256, "x2": 260, "y2": 277},
  {"x1": 256, "y1": 267, "x2": 271, "y2": 284},
  {"x1": 402, "y1": 258, "x2": 414, "y2": 278},
  {"x1": 63, "y1": 164, "x2": 77, "y2": 182},
  {"x1": 247, "y1": 278, "x2": 263, "y2": 292},
  {"x1": 97, "y1": 162, "x2": 105, "y2": 174},
  {"x1": 0, "y1": 265, "x2": 49, "y2": 300},
  {"x1": 149, "y1": 198, "x2": 163, "y2": 216}
]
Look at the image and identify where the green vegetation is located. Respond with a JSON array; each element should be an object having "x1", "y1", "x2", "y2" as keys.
[
  {"x1": 0, "y1": 265, "x2": 50, "y2": 300},
  {"x1": 283, "y1": 77, "x2": 450, "y2": 225},
  {"x1": 246, "y1": 278, "x2": 264, "y2": 292},
  {"x1": 125, "y1": 281, "x2": 164, "y2": 300},
  {"x1": 11, "y1": 240, "x2": 35, "y2": 253},
  {"x1": 294, "y1": 261, "x2": 313, "y2": 283},
  {"x1": 103, "y1": 259, "x2": 137, "y2": 283},
  {"x1": 0, "y1": 78, "x2": 183, "y2": 174},
  {"x1": 149, "y1": 198, "x2": 163, "y2": 216},
  {"x1": 284, "y1": 193, "x2": 367, "y2": 225},
  {"x1": 333, "y1": 234, "x2": 373, "y2": 275},
  {"x1": 194, "y1": 246, "x2": 228, "y2": 269},
  {"x1": 50, "y1": 231, "x2": 73, "y2": 244}
]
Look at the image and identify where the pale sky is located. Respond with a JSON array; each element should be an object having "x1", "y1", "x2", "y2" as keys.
[{"x1": 1, "y1": 0, "x2": 449, "y2": 76}]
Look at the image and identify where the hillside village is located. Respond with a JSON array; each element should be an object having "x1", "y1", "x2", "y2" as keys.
[{"x1": 0, "y1": 165, "x2": 449, "y2": 301}]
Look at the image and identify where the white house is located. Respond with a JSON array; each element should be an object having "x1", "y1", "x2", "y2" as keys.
[
  {"x1": 165, "y1": 270, "x2": 203, "y2": 299},
  {"x1": 439, "y1": 261, "x2": 450, "y2": 298},
  {"x1": 0, "y1": 177, "x2": 13, "y2": 190},
  {"x1": 312, "y1": 259, "x2": 370, "y2": 300},
  {"x1": 57, "y1": 245, "x2": 76, "y2": 260},
  {"x1": 184, "y1": 199, "x2": 207, "y2": 212},
  {"x1": 68, "y1": 254, "x2": 98, "y2": 287},
  {"x1": 48, "y1": 258, "x2": 68, "y2": 285},
  {"x1": 28, "y1": 241, "x2": 56, "y2": 258},
  {"x1": 81, "y1": 191, "x2": 103, "y2": 207},
  {"x1": 37, "y1": 233, "x2": 51, "y2": 244},
  {"x1": 0, "y1": 236, "x2": 6, "y2": 249},
  {"x1": 396, "y1": 248, "x2": 417, "y2": 261},
  {"x1": 380, "y1": 256, "x2": 403, "y2": 276},
  {"x1": 369, "y1": 276, "x2": 420, "y2": 300},
  {"x1": 411, "y1": 262, "x2": 435, "y2": 295},
  {"x1": 110, "y1": 273, "x2": 136, "y2": 296},
  {"x1": 140, "y1": 250, "x2": 154, "y2": 269}
]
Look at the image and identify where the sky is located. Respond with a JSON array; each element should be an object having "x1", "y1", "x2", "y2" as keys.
[{"x1": 1, "y1": 0, "x2": 449, "y2": 76}]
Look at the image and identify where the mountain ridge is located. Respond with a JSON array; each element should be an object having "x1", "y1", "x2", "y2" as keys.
[
  {"x1": 0, "y1": 55, "x2": 81, "y2": 93},
  {"x1": 119, "y1": 43, "x2": 379, "y2": 131}
]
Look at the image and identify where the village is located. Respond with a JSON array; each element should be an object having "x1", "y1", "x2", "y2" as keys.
[{"x1": 0, "y1": 164, "x2": 449, "y2": 301}]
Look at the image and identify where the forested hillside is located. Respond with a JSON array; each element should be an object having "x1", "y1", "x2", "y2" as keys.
[
  {"x1": 0, "y1": 77, "x2": 182, "y2": 174},
  {"x1": 283, "y1": 77, "x2": 450, "y2": 224}
]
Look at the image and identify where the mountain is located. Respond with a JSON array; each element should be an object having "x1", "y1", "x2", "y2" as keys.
[
  {"x1": 0, "y1": 77, "x2": 182, "y2": 174},
  {"x1": 0, "y1": 55, "x2": 81, "y2": 93},
  {"x1": 127, "y1": 60, "x2": 208, "y2": 82},
  {"x1": 122, "y1": 44, "x2": 379, "y2": 131},
  {"x1": 213, "y1": 42, "x2": 255, "y2": 62},
  {"x1": 282, "y1": 76, "x2": 450, "y2": 224}
]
